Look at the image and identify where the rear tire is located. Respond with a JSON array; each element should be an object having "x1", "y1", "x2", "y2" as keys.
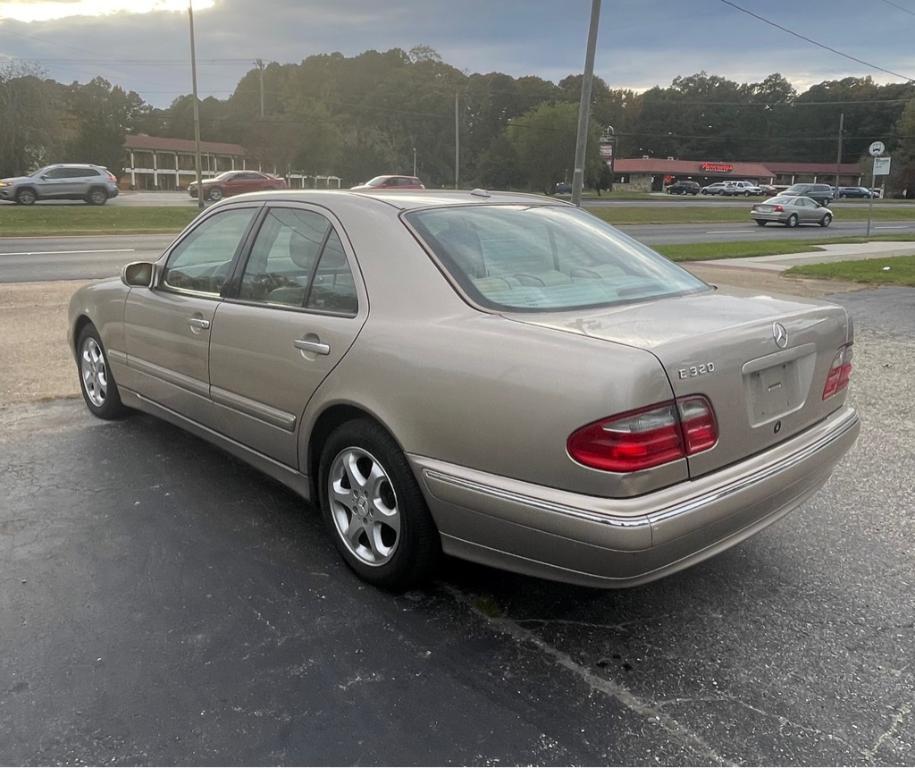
[
  {"x1": 86, "y1": 187, "x2": 108, "y2": 205},
  {"x1": 76, "y1": 324, "x2": 127, "y2": 420},
  {"x1": 786, "y1": 214, "x2": 799, "y2": 228},
  {"x1": 15, "y1": 188, "x2": 37, "y2": 205},
  {"x1": 820, "y1": 213, "x2": 832, "y2": 227},
  {"x1": 318, "y1": 418, "x2": 440, "y2": 590},
  {"x1": 756, "y1": 220, "x2": 767, "y2": 226}
]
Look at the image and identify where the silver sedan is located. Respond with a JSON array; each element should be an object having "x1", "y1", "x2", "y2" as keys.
[
  {"x1": 751, "y1": 195, "x2": 834, "y2": 227},
  {"x1": 68, "y1": 190, "x2": 858, "y2": 590}
]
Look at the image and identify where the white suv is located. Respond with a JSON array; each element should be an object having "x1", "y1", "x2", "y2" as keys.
[{"x1": 721, "y1": 180, "x2": 762, "y2": 197}]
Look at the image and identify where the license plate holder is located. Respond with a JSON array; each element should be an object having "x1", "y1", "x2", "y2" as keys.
[{"x1": 747, "y1": 361, "x2": 799, "y2": 424}]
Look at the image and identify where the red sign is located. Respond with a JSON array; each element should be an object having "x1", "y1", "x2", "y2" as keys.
[{"x1": 700, "y1": 162, "x2": 734, "y2": 173}]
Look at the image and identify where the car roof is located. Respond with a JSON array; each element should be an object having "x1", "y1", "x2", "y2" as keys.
[{"x1": 215, "y1": 189, "x2": 569, "y2": 212}]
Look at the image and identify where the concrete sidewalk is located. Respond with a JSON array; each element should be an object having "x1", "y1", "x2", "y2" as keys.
[{"x1": 694, "y1": 241, "x2": 915, "y2": 272}]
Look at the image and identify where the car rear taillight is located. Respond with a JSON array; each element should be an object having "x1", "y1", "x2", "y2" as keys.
[
  {"x1": 106, "y1": 171, "x2": 117, "y2": 182},
  {"x1": 773, "y1": 204, "x2": 784, "y2": 212},
  {"x1": 567, "y1": 396, "x2": 718, "y2": 473},
  {"x1": 822, "y1": 344, "x2": 853, "y2": 399}
]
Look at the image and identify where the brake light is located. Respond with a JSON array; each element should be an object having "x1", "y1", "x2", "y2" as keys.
[
  {"x1": 822, "y1": 344, "x2": 853, "y2": 399},
  {"x1": 773, "y1": 204, "x2": 784, "y2": 212},
  {"x1": 106, "y1": 171, "x2": 117, "y2": 182},
  {"x1": 567, "y1": 396, "x2": 717, "y2": 473}
]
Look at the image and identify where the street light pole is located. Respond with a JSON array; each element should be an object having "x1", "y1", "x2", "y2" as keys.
[
  {"x1": 571, "y1": 0, "x2": 601, "y2": 207},
  {"x1": 834, "y1": 111, "x2": 844, "y2": 193},
  {"x1": 413, "y1": 146, "x2": 417, "y2": 177},
  {"x1": 188, "y1": 0, "x2": 204, "y2": 210},
  {"x1": 256, "y1": 58, "x2": 265, "y2": 119},
  {"x1": 454, "y1": 91, "x2": 460, "y2": 189}
]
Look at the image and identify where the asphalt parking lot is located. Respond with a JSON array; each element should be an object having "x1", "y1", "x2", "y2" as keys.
[{"x1": 1, "y1": 287, "x2": 913, "y2": 765}]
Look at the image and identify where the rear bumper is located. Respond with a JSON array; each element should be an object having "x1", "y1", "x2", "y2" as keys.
[
  {"x1": 410, "y1": 406, "x2": 859, "y2": 588},
  {"x1": 751, "y1": 212, "x2": 789, "y2": 223}
]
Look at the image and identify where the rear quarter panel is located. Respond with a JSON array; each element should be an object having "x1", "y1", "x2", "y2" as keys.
[{"x1": 298, "y1": 200, "x2": 682, "y2": 498}]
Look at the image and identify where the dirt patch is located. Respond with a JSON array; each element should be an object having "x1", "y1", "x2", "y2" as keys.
[
  {"x1": 0, "y1": 281, "x2": 87, "y2": 404},
  {"x1": 682, "y1": 262, "x2": 864, "y2": 298}
]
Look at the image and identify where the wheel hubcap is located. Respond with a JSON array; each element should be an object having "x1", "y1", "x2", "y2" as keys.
[
  {"x1": 328, "y1": 447, "x2": 400, "y2": 566},
  {"x1": 80, "y1": 338, "x2": 108, "y2": 407}
]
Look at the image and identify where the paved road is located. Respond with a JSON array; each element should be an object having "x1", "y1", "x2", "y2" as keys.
[
  {"x1": 1, "y1": 287, "x2": 912, "y2": 764},
  {"x1": 4, "y1": 219, "x2": 915, "y2": 282},
  {"x1": 0, "y1": 191, "x2": 197, "y2": 208}
]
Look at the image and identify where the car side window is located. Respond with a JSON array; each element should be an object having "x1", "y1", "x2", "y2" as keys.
[
  {"x1": 238, "y1": 208, "x2": 329, "y2": 307},
  {"x1": 44, "y1": 168, "x2": 67, "y2": 179},
  {"x1": 305, "y1": 230, "x2": 358, "y2": 315},
  {"x1": 162, "y1": 208, "x2": 257, "y2": 296}
]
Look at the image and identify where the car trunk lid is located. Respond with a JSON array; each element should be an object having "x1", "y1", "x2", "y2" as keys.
[{"x1": 504, "y1": 290, "x2": 851, "y2": 478}]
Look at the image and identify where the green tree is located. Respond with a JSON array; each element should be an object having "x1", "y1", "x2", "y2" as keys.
[{"x1": 0, "y1": 64, "x2": 66, "y2": 177}]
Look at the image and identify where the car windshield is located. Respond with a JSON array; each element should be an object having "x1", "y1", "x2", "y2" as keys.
[
  {"x1": 405, "y1": 204, "x2": 708, "y2": 312},
  {"x1": 765, "y1": 197, "x2": 793, "y2": 205}
]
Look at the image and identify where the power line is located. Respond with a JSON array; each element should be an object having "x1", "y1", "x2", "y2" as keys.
[
  {"x1": 876, "y1": 0, "x2": 915, "y2": 17},
  {"x1": 719, "y1": 0, "x2": 915, "y2": 82}
]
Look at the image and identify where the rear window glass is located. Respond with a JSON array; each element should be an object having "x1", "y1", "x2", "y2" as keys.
[{"x1": 405, "y1": 205, "x2": 708, "y2": 312}]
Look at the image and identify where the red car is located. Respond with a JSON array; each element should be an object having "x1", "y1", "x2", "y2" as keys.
[
  {"x1": 188, "y1": 171, "x2": 286, "y2": 201},
  {"x1": 350, "y1": 175, "x2": 425, "y2": 191}
]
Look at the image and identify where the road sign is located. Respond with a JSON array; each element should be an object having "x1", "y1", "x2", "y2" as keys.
[
  {"x1": 873, "y1": 156, "x2": 891, "y2": 176},
  {"x1": 869, "y1": 141, "x2": 885, "y2": 157}
]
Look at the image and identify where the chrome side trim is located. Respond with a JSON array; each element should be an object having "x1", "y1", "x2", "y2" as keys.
[
  {"x1": 128, "y1": 355, "x2": 209, "y2": 398},
  {"x1": 210, "y1": 385, "x2": 297, "y2": 432},
  {"x1": 648, "y1": 408, "x2": 857, "y2": 524},
  {"x1": 107, "y1": 348, "x2": 128, "y2": 365},
  {"x1": 120, "y1": 387, "x2": 310, "y2": 499},
  {"x1": 423, "y1": 407, "x2": 858, "y2": 529},
  {"x1": 423, "y1": 469, "x2": 649, "y2": 529}
]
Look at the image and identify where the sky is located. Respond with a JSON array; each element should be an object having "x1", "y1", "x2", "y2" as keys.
[{"x1": 1, "y1": 0, "x2": 914, "y2": 107}]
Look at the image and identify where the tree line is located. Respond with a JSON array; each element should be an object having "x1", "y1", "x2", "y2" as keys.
[{"x1": 2, "y1": 47, "x2": 914, "y2": 195}]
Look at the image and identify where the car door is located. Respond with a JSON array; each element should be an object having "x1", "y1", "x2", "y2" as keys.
[
  {"x1": 37, "y1": 166, "x2": 74, "y2": 198},
  {"x1": 121, "y1": 204, "x2": 261, "y2": 422},
  {"x1": 207, "y1": 203, "x2": 367, "y2": 467},
  {"x1": 796, "y1": 197, "x2": 816, "y2": 222}
]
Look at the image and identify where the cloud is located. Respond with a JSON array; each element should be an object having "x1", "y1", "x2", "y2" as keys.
[{"x1": 0, "y1": 0, "x2": 215, "y2": 23}]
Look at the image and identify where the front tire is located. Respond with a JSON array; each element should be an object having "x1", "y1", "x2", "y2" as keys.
[
  {"x1": 318, "y1": 419, "x2": 440, "y2": 590},
  {"x1": 76, "y1": 324, "x2": 127, "y2": 419},
  {"x1": 15, "y1": 188, "x2": 37, "y2": 205},
  {"x1": 820, "y1": 213, "x2": 832, "y2": 227},
  {"x1": 207, "y1": 187, "x2": 224, "y2": 202}
]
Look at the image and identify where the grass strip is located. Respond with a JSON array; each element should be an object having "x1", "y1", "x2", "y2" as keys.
[
  {"x1": 0, "y1": 206, "x2": 197, "y2": 237},
  {"x1": 655, "y1": 235, "x2": 915, "y2": 262},
  {"x1": 784, "y1": 254, "x2": 915, "y2": 286}
]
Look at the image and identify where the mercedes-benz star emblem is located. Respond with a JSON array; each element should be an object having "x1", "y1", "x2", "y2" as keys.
[{"x1": 773, "y1": 322, "x2": 788, "y2": 349}]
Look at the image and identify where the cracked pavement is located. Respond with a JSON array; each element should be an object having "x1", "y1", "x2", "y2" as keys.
[{"x1": 0, "y1": 286, "x2": 913, "y2": 765}]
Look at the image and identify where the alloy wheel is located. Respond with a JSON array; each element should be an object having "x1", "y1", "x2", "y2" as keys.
[
  {"x1": 80, "y1": 337, "x2": 108, "y2": 407},
  {"x1": 328, "y1": 447, "x2": 401, "y2": 566}
]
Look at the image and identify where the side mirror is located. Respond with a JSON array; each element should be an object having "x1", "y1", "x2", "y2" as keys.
[
  {"x1": 40, "y1": 175, "x2": 49, "y2": 180},
  {"x1": 122, "y1": 261, "x2": 155, "y2": 288}
]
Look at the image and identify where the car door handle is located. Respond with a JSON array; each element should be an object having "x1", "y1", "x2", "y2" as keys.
[
  {"x1": 188, "y1": 317, "x2": 210, "y2": 330},
  {"x1": 293, "y1": 338, "x2": 330, "y2": 355}
]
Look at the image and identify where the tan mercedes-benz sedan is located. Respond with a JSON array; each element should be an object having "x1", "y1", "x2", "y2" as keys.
[{"x1": 68, "y1": 190, "x2": 859, "y2": 590}]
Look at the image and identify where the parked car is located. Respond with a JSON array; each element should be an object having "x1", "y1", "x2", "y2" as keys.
[
  {"x1": 837, "y1": 186, "x2": 877, "y2": 199},
  {"x1": 0, "y1": 163, "x2": 118, "y2": 205},
  {"x1": 665, "y1": 180, "x2": 700, "y2": 195},
  {"x1": 721, "y1": 180, "x2": 762, "y2": 196},
  {"x1": 188, "y1": 171, "x2": 286, "y2": 202},
  {"x1": 700, "y1": 182, "x2": 729, "y2": 195},
  {"x1": 552, "y1": 181, "x2": 573, "y2": 195},
  {"x1": 780, "y1": 183, "x2": 834, "y2": 207},
  {"x1": 351, "y1": 175, "x2": 425, "y2": 191},
  {"x1": 758, "y1": 183, "x2": 778, "y2": 196},
  {"x1": 68, "y1": 190, "x2": 858, "y2": 590},
  {"x1": 751, "y1": 195, "x2": 834, "y2": 227}
]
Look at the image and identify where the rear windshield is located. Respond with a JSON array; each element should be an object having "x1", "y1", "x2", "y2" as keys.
[{"x1": 405, "y1": 204, "x2": 708, "y2": 312}]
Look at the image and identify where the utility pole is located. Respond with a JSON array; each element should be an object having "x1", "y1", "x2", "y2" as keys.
[
  {"x1": 454, "y1": 91, "x2": 460, "y2": 189},
  {"x1": 571, "y1": 0, "x2": 601, "y2": 207},
  {"x1": 834, "y1": 111, "x2": 844, "y2": 193},
  {"x1": 412, "y1": 146, "x2": 417, "y2": 177},
  {"x1": 188, "y1": 0, "x2": 203, "y2": 210},
  {"x1": 256, "y1": 58, "x2": 265, "y2": 119}
]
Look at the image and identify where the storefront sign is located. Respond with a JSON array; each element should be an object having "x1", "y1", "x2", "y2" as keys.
[{"x1": 700, "y1": 162, "x2": 734, "y2": 173}]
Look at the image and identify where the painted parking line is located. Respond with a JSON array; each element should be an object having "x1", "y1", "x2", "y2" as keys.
[
  {"x1": 0, "y1": 248, "x2": 136, "y2": 257},
  {"x1": 874, "y1": 225, "x2": 912, "y2": 230}
]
